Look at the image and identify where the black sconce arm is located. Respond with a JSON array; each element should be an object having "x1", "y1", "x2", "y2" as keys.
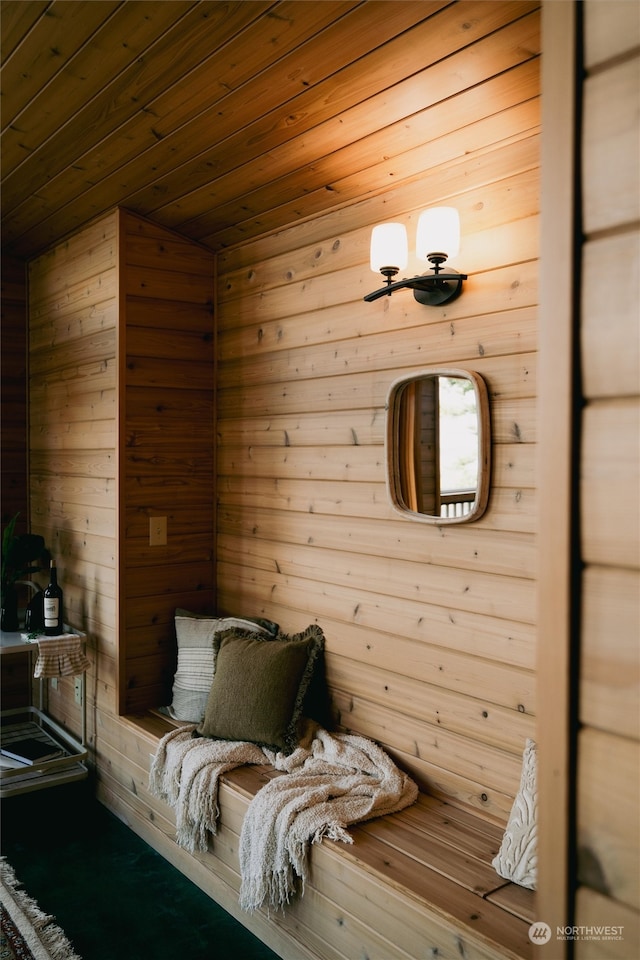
[{"x1": 363, "y1": 269, "x2": 467, "y2": 306}]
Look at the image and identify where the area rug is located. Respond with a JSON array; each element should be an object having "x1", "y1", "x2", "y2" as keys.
[{"x1": 1, "y1": 858, "x2": 81, "y2": 960}]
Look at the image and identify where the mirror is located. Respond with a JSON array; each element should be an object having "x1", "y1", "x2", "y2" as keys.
[{"x1": 386, "y1": 369, "x2": 490, "y2": 523}]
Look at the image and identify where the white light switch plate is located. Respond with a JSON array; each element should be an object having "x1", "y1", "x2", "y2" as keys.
[{"x1": 149, "y1": 516, "x2": 167, "y2": 546}]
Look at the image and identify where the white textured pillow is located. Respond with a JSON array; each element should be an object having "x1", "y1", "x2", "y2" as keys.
[
  {"x1": 492, "y1": 738, "x2": 538, "y2": 890},
  {"x1": 165, "y1": 614, "x2": 273, "y2": 722}
]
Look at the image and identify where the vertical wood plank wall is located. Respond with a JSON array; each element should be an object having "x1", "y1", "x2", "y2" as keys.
[
  {"x1": 118, "y1": 209, "x2": 216, "y2": 713},
  {"x1": 1, "y1": 256, "x2": 28, "y2": 528},
  {"x1": 1, "y1": 254, "x2": 29, "y2": 707},
  {"x1": 575, "y1": 1, "x2": 640, "y2": 954},
  {"x1": 536, "y1": 2, "x2": 576, "y2": 947},
  {"x1": 28, "y1": 213, "x2": 119, "y2": 734},
  {"x1": 27, "y1": 209, "x2": 215, "y2": 738},
  {"x1": 216, "y1": 9, "x2": 541, "y2": 824}
]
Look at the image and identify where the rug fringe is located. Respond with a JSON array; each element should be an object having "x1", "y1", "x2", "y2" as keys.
[{"x1": 1, "y1": 856, "x2": 82, "y2": 959}]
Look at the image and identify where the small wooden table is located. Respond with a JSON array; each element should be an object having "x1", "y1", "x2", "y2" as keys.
[{"x1": 1, "y1": 628, "x2": 89, "y2": 797}]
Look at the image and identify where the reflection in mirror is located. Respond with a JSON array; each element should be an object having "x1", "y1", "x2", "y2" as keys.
[{"x1": 386, "y1": 369, "x2": 490, "y2": 523}]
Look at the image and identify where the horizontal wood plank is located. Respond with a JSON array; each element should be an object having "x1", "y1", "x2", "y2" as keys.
[
  {"x1": 584, "y1": 0, "x2": 640, "y2": 68},
  {"x1": 577, "y1": 727, "x2": 640, "y2": 911},
  {"x1": 583, "y1": 58, "x2": 640, "y2": 234},
  {"x1": 575, "y1": 886, "x2": 640, "y2": 960},
  {"x1": 101, "y1": 712, "x2": 533, "y2": 960},
  {"x1": 581, "y1": 399, "x2": 640, "y2": 568},
  {"x1": 581, "y1": 231, "x2": 640, "y2": 400},
  {"x1": 580, "y1": 566, "x2": 640, "y2": 737}
]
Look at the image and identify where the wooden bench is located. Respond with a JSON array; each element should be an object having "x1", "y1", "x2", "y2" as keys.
[{"x1": 102, "y1": 712, "x2": 536, "y2": 960}]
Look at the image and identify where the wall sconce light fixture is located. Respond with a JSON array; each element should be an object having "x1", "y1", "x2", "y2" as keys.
[{"x1": 364, "y1": 206, "x2": 467, "y2": 306}]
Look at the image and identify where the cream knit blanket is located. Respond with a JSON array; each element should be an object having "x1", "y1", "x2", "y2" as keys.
[{"x1": 149, "y1": 720, "x2": 418, "y2": 911}]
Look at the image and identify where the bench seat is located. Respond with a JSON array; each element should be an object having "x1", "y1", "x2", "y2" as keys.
[{"x1": 101, "y1": 712, "x2": 535, "y2": 960}]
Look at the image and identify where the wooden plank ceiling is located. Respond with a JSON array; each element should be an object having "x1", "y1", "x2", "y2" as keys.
[{"x1": 1, "y1": 0, "x2": 537, "y2": 260}]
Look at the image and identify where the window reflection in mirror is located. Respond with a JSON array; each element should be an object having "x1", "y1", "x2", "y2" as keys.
[{"x1": 386, "y1": 369, "x2": 490, "y2": 523}]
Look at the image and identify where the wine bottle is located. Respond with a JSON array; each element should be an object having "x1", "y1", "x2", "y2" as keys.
[
  {"x1": 24, "y1": 589, "x2": 44, "y2": 632},
  {"x1": 43, "y1": 560, "x2": 64, "y2": 636}
]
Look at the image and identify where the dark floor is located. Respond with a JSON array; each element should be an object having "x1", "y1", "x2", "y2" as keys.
[{"x1": 0, "y1": 777, "x2": 280, "y2": 960}]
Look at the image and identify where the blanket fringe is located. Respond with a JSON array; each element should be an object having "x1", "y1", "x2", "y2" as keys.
[
  {"x1": 149, "y1": 721, "x2": 418, "y2": 912},
  {"x1": 239, "y1": 867, "x2": 297, "y2": 914}
]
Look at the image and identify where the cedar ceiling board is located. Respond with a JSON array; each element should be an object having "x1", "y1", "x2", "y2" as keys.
[
  {"x1": 147, "y1": 0, "x2": 538, "y2": 219},
  {"x1": 0, "y1": 4, "x2": 528, "y2": 256},
  {"x1": 0, "y1": 0, "x2": 542, "y2": 260},
  {"x1": 1, "y1": 0, "x2": 121, "y2": 128},
  {"x1": 125, "y1": 1, "x2": 450, "y2": 217},
  {"x1": 0, "y1": 0, "x2": 49, "y2": 61},
  {"x1": 191, "y1": 96, "x2": 538, "y2": 250},
  {"x1": 0, "y1": 1, "x2": 273, "y2": 206},
  {"x1": 192, "y1": 17, "x2": 541, "y2": 245},
  {"x1": 215, "y1": 130, "x2": 539, "y2": 271},
  {"x1": 204, "y1": 132, "x2": 540, "y2": 251},
  {"x1": 0, "y1": 1, "x2": 351, "y2": 225},
  {"x1": 150, "y1": 20, "x2": 541, "y2": 234},
  {"x1": 2, "y1": 0, "x2": 436, "y2": 254},
  {"x1": 80, "y1": 0, "x2": 528, "y2": 236},
  {"x1": 1, "y1": 1, "x2": 199, "y2": 166},
  {"x1": 281, "y1": 103, "x2": 539, "y2": 224}
]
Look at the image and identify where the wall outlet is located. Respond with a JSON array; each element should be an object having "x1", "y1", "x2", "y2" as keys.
[
  {"x1": 50, "y1": 677, "x2": 58, "y2": 690},
  {"x1": 149, "y1": 516, "x2": 167, "y2": 546},
  {"x1": 74, "y1": 676, "x2": 83, "y2": 704}
]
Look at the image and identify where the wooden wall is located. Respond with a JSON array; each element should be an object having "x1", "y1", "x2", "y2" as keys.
[
  {"x1": 18, "y1": 2, "x2": 540, "y2": 829},
  {"x1": 1, "y1": 255, "x2": 28, "y2": 529},
  {"x1": 28, "y1": 212, "x2": 119, "y2": 734},
  {"x1": 0, "y1": 253, "x2": 29, "y2": 706},
  {"x1": 118, "y1": 210, "x2": 216, "y2": 713},
  {"x1": 575, "y1": 1, "x2": 640, "y2": 952},
  {"x1": 14, "y1": 4, "x2": 541, "y2": 860},
  {"x1": 27, "y1": 209, "x2": 215, "y2": 737},
  {"x1": 215, "y1": 8, "x2": 540, "y2": 824},
  {"x1": 9, "y1": 3, "x2": 640, "y2": 956}
]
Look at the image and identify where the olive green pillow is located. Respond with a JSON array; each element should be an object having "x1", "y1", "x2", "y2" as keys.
[
  {"x1": 197, "y1": 624, "x2": 325, "y2": 754},
  {"x1": 162, "y1": 611, "x2": 278, "y2": 723}
]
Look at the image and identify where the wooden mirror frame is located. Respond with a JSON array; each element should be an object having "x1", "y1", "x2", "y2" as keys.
[{"x1": 386, "y1": 368, "x2": 491, "y2": 524}]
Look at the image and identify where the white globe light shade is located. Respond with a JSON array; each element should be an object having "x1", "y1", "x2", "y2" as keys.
[
  {"x1": 370, "y1": 223, "x2": 408, "y2": 274},
  {"x1": 416, "y1": 207, "x2": 460, "y2": 261}
]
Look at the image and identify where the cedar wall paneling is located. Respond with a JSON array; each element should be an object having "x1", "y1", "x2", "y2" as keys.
[
  {"x1": 28, "y1": 212, "x2": 118, "y2": 739},
  {"x1": 27, "y1": 209, "x2": 215, "y2": 741},
  {"x1": 118, "y1": 210, "x2": 215, "y2": 713},
  {"x1": 1, "y1": 254, "x2": 30, "y2": 707},
  {"x1": 216, "y1": 10, "x2": 541, "y2": 824},
  {"x1": 536, "y1": 3, "x2": 576, "y2": 942},
  {"x1": 575, "y1": 2, "x2": 640, "y2": 955},
  {"x1": 1, "y1": 255, "x2": 28, "y2": 528}
]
